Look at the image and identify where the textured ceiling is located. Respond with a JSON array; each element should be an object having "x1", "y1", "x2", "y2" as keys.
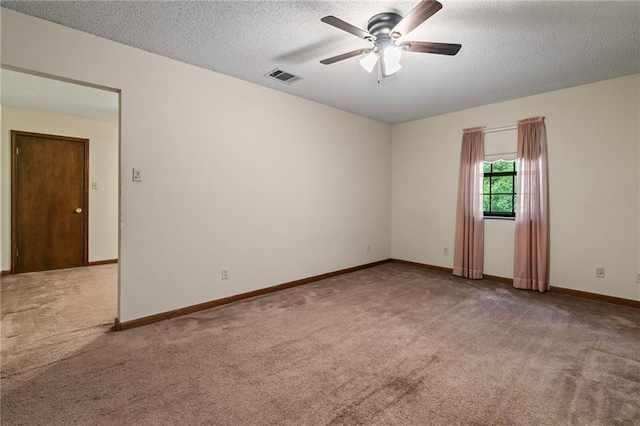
[
  {"x1": 2, "y1": 1, "x2": 639, "y2": 124},
  {"x1": 1, "y1": 69, "x2": 119, "y2": 122}
]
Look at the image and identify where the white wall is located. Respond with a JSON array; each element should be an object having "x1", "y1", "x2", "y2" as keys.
[
  {"x1": 1, "y1": 106, "x2": 119, "y2": 270},
  {"x1": 1, "y1": 9, "x2": 392, "y2": 321},
  {"x1": 392, "y1": 74, "x2": 640, "y2": 301}
]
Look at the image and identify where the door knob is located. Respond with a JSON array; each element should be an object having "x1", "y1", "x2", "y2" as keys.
[{"x1": 75, "y1": 208, "x2": 83, "y2": 213}]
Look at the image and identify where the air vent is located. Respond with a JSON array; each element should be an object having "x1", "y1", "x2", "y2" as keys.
[{"x1": 265, "y1": 69, "x2": 302, "y2": 84}]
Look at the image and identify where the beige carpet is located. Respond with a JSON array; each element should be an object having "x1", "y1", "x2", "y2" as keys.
[
  {"x1": 1, "y1": 265, "x2": 117, "y2": 385},
  {"x1": 1, "y1": 263, "x2": 639, "y2": 425}
]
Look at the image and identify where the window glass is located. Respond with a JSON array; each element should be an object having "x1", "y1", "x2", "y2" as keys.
[{"x1": 483, "y1": 160, "x2": 516, "y2": 217}]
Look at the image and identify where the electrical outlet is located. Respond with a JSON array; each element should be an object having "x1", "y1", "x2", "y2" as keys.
[
  {"x1": 636, "y1": 273, "x2": 640, "y2": 283},
  {"x1": 91, "y1": 181, "x2": 98, "y2": 190},
  {"x1": 443, "y1": 248, "x2": 449, "y2": 256},
  {"x1": 221, "y1": 268, "x2": 229, "y2": 280},
  {"x1": 595, "y1": 267, "x2": 605, "y2": 278},
  {"x1": 132, "y1": 168, "x2": 143, "y2": 182},
  {"x1": 366, "y1": 244, "x2": 370, "y2": 253}
]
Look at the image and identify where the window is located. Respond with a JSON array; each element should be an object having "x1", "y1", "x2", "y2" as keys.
[{"x1": 483, "y1": 160, "x2": 516, "y2": 217}]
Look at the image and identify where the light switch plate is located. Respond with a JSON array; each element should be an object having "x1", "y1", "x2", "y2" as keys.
[{"x1": 132, "y1": 168, "x2": 143, "y2": 182}]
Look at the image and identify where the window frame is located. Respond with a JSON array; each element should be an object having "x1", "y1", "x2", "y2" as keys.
[{"x1": 483, "y1": 160, "x2": 517, "y2": 218}]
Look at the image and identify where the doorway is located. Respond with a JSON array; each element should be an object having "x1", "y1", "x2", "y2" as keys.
[
  {"x1": 11, "y1": 131, "x2": 89, "y2": 273},
  {"x1": 1, "y1": 67, "x2": 120, "y2": 326}
]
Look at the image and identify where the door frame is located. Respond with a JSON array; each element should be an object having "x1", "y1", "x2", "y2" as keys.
[{"x1": 11, "y1": 130, "x2": 90, "y2": 274}]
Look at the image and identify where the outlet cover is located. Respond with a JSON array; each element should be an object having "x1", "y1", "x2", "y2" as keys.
[
  {"x1": 222, "y1": 268, "x2": 229, "y2": 280},
  {"x1": 595, "y1": 267, "x2": 605, "y2": 278},
  {"x1": 636, "y1": 273, "x2": 640, "y2": 283},
  {"x1": 132, "y1": 168, "x2": 143, "y2": 182}
]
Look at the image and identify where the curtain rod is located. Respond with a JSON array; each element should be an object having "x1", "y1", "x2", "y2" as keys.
[
  {"x1": 485, "y1": 152, "x2": 516, "y2": 157},
  {"x1": 484, "y1": 124, "x2": 517, "y2": 134}
]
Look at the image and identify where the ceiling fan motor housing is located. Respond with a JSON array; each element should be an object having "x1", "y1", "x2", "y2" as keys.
[{"x1": 367, "y1": 13, "x2": 403, "y2": 42}]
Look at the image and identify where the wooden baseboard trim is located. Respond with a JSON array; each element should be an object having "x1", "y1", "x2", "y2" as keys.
[
  {"x1": 2, "y1": 261, "x2": 117, "y2": 275},
  {"x1": 389, "y1": 259, "x2": 511, "y2": 284},
  {"x1": 550, "y1": 286, "x2": 640, "y2": 308},
  {"x1": 483, "y1": 274, "x2": 513, "y2": 285},
  {"x1": 87, "y1": 259, "x2": 118, "y2": 266},
  {"x1": 115, "y1": 259, "x2": 392, "y2": 331},
  {"x1": 115, "y1": 258, "x2": 638, "y2": 330},
  {"x1": 390, "y1": 258, "x2": 638, "y2": 308},
  {"x1": 390, "y1": 258, "x2": 453, "y2": 273}
]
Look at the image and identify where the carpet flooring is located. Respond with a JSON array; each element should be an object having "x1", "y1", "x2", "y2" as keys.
[
  {"x1": 1, "y1": 263, "x2": 639, "y2": 425},
  {"x1": 1, "y1": 264, "x2": 117, "y2": 384}
]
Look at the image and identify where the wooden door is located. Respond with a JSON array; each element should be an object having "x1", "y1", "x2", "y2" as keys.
[{"x1": 11, "y1": 131, "x2": 89, "y2": 274}]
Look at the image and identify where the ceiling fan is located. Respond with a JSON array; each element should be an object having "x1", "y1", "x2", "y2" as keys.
[{"x1": 320, "y1": 0, "x2": 461, "y2": 80}]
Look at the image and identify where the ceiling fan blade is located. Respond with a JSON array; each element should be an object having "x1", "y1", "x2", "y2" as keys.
[
  {"x1": 390, "y1": 0, "x2": 443, "y2": 39},
  {"x1": 320, "y1": 48, "x2": 372, "y2": 65},
  {"x1": 400, "y1": 41, "x2": 461, "y2": 55},
  {"x1": 321, "y1": 16, "x2": 374, "y2": 41}
]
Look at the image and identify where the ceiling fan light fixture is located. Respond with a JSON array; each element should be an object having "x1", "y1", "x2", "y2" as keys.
[
  {"x1": 359, "y1": 51, "x2": 379, "y2": 73},
  {"x1": 381, "y1": 45, "x2": 402, "y2": 76}
]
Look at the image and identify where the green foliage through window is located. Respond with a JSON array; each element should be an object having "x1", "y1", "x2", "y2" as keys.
[{"x1": 483, "y1": 160, "x2": 516, "y2": 217}]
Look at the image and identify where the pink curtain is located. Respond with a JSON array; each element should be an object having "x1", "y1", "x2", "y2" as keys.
[
  {"x1": 514, "y1": 117, "x2": 549, "y2": 292},
  {"x1": 453, "y1": 127, "x2": 484, "y2": 279}
]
